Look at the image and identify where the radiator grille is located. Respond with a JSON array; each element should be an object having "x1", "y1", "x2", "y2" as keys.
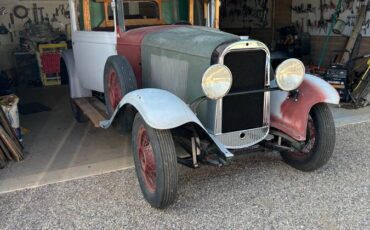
[{"x1": 222, "y1": 50, "x2": 266, "y2": 133}]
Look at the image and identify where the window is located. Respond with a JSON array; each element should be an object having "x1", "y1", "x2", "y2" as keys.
[
  {"x1": 73, "y1": 0, "x2": 115, "y2": 32},
  {"x1": 123, "y1": 1, "x2": 159, "y2": 19},
  {"x1": 121, "y1": 0, "x2": 165, "y2": 29}
]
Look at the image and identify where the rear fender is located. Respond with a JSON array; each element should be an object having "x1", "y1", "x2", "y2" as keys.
[
  {"x1": 61, "y1": 50, "x2": 91, "y2": 98},
  {"x1": 100, "y1": 88, "x2": 233, "y2": 159},
  {"x1": 270, "y1": 74, "x2": 339, "y2": 141}
]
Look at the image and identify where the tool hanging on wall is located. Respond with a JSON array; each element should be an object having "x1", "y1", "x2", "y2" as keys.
[
  {"x1": 38, "y1": 7, "x2": 45, "y2": 23},
  {"x1": 44, "y1": 13, "x2": 49, "y2": 24},
  {"x1": 9, "y1": 13, "x2": 14, "y2": 25},
  {"x1": 64, "y1": 4, "x2": 70, "y2": 19},
  {"x1": 51, "y1": 14, "x2": 58, "y2": 22},
  {"x1": 0, "y1": 7, "x2": 7, "y2": 15},
  {"x1": 9, "y1": 32, "x2": 14, "y2": 43},
  {"x1": 13, "y1": 5, "x2": 28, "y2": 20},
  {"x1": 318, "y1": 0, "x2": 328, "y2": 32},
  {"x1": 32, "y1": 4, "x2": 38, "y2": 24}
]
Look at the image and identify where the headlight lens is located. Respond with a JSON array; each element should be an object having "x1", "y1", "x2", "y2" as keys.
[
  {"x1": 276, "y1": 58, "x2": 305, "y2": 91},
  {"x1": 202, "y1": 64, "x2": 233, "y2": 100}
]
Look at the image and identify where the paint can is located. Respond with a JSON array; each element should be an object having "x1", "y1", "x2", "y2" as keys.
[{"x1": 333, "y1": 19, "x2": 346, "y2": 34}]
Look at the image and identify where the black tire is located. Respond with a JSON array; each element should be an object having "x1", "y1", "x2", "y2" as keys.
[
  {"x1": 62, "y1": 59, "x2": 88, "y2": 123},
  {"x1": 280, "y1": 103, "x2": 335, "y2": 171},
  {"x1": 132, "y1": 114, "x2": 178, "y2": 209},
  {"x1": 104, "y1": 56, "x2": 137, "y2": 133}
]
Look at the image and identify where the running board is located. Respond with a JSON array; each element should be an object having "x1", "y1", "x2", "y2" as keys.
[{"x1": 73, "y1": 97, "x2": 108, "y2": 128}]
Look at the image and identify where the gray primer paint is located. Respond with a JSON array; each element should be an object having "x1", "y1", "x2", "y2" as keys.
[{"x1": 141, "y1": 26, "x2": 238, "y2": 131}]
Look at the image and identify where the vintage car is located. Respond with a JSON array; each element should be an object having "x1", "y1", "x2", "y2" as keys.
[{"x1": 63, "y1": 0, "x2": 339, "y2": 208}]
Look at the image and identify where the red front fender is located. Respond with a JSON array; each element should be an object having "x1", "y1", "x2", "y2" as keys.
[{"x1": 270, "y1": 74, "x2": 340, "y2": 141}]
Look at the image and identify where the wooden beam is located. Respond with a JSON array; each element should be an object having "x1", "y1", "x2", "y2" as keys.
[
  {"x1": 74, "y1": 98, "x2": 107, "y2": 128},
  {"x1": 125, "y1": 19, "x2": 166, "y2": 26},
  {"x1": 203, "y1": 0, "x2": 208, "y2": 25},
  {"x1": 340, "y1": 3, "x2": 369, "y2": 64},
  {"x1": 0, "y1": 138, "x2": 11, "y2": 161},
  {"x1": 0, "y1": 105, "x2": 22, "y2": 150},
  {"x1": 0, "y1": 126, "x2": 23, "y2": 162},
  {"x1": 214, "y1": 0, "x2": 220, "y2": 28},
  {"x1": 104, "y1": 2, "x2": 109, "y2": 27},
  {"x1": 189, "y1": 0, "x2": 194, "y2": 25},
  {"x1": 83, "y1": 0, "x2": 92, "y2": 31}
]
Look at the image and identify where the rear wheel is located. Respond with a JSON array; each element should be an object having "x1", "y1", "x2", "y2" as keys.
[
  {"x1": 132, "y1": 114, "x2": 178, "y2": 209},
  {"x1": 280, "y1": 103, "x2": 335, "y2": 171},
  {"x1": 104, "y1": 56, "x2": 137, "y2": 133}
]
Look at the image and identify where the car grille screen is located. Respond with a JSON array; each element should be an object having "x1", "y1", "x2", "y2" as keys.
[{"x1": 222, "y1": 50, "x2": 266, "y2": 133}]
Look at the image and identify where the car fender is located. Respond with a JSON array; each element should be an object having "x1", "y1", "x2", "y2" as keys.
[
  {"x1": 270, "y1": 74, "x2": 339, "y2": 141},
  {"x1": 61, "y1": 50, "x2": 91, "y2": 98},
  {"x1": 100, "y1": 88, "x2": 233, "y2": 159}
]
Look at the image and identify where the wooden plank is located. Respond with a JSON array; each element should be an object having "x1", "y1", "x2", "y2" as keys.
[
  {"x1": 340, "y1": 3, "x2": 369, "y2": 64},
  {"x1": 0, "y1": 107, "x2": 23, "y2": 150},
  {"x1": 88, "y1": 97, "x2": 108, "y2": 119},
  {"x1": 0, "y1": 126, "x2": 23, "y2": 162},
  {"x1": 0, "y1": 138, "x2": 12, "y2": 161},
  {"x1": 125, "y1": 19, "x2": 166, "y2": 26},
  {"x1": 104, "y1": 2, "x2": 109, "y2": 27},
  {"x1": 83, "y1": 0, "x2": 92, "y2": 31},
  {"x1": 0, "y1": 147, "x2": 6, "y2": 169},
  {"x1": 189, "y1": 0, "x2": 194, "y2": 25},
  {"x1": 74, "y1": 98, "x2": 107, "y2": 128},
  {"x1": 214, "y1": 0, "x2": 220, "y2": 28}
]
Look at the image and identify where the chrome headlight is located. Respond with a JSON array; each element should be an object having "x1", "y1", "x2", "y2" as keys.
[
  {"x1": 202, "y1": 64, "x2": 233, "y2": 100},
  {"x1": 276, "y1": 58, "x2": 305, "y2": 91}
]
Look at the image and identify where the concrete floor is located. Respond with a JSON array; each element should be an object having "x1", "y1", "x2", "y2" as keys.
[
  {"x1": 0, "y1": 85, "x2": 370, "y2": 194},
  {"x1": 0, "y1": 86, "x2": 133, "y2": 193}
]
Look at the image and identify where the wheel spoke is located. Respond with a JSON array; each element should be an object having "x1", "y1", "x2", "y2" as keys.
[
  {"x1": 108, "y1": 70, "x2": 122, "y2": 109},
  {"x1": 137, "y1": 127, "x2": 157, "y2": 192}
]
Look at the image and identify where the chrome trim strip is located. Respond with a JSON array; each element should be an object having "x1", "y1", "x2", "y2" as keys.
[{"x1": 215, "y1": 40, "x2": 271, "y2": 135}]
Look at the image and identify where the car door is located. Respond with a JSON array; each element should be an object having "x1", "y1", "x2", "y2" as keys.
[{"x1": 70, "y1": 0, "x2": 117, "y2": 93}]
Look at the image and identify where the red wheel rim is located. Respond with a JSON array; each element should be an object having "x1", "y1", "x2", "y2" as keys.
[
  {"x1": 292, "y1": 116, "x2": 316, "y2": 158},
  {"x1": 108, "y1": 69, "x2": 122, "y2": 110},
  {"x1": 137, "y1": 126, "x2": 157, "y2": 192}
]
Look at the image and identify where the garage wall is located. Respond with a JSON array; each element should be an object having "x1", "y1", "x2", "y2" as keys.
[
  {"x1": 0, "y1": 0, "x2": 69, "y2": 70},
  {"x1": 221, "y1": 0, "x2": 292, "y2": 46},
  {"x1": 311, "y1": 36, "x2": 370, "y2": 67},
  {"x1": 256, "y1": 0, "x2": 292, "y2": 45}
]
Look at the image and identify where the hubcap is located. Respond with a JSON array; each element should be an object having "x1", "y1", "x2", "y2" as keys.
[
  {"x1": 137, "y1": 127, "x2": 157, "y2": 192},
  {"x1": 108, "y1": 69, "x2": 122, "y2": 110}
]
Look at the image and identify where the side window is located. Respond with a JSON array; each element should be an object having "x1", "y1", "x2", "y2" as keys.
[
  {"x1": 123, "y1": 1, "x2": 159, "y2": 19},
  {"x1": 121, "y1": 0, "x2": 165, "y2": 30},
  {"x1": 74, "y1": 0, "x2": 115, "y2": 32}
]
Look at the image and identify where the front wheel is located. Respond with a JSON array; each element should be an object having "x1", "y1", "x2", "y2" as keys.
[
  {"x1": 280, "y1": 103, "x2": 336, "y2": 171},
  {"x1": 132, "y1": 114, "x2": 178, "y2": 209}
]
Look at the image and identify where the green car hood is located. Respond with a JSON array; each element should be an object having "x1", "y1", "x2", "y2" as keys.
[
  {"x1": 140, "y1": 26, "x2": 239, "y2": 130},
  {"x1": 142, "y1": 26, "x2": 239, "y2": 58}
]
